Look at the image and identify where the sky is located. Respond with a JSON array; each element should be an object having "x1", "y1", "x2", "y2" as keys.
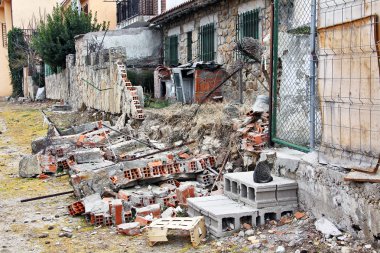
[{"x1": 166, "y1": 0, "x2": 188, "y2": 10}]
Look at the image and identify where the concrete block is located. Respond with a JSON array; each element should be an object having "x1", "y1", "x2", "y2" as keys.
[
  {"x1": 82, "y1": 193, "x2": 109, "y2": 214},
  {"x1": 224, "y1": 172, "x2": 298, "y2": 208},
  {"x1": 71, "y1": 148, "x2": 104, "y2": 164},
  {"x1": 187, "y1": 195, "x2": 258, "y2": 238},
  {"x1": 256, "y1": 204, "x2": 298, "y2": 226},
  {"x1": 274, "y1": 148, "x2": 303, "y2": 174}
]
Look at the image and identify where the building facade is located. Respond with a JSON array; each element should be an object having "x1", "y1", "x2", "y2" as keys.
[
  {"x1": 116, "y1": 0, "x2": 166, "y2": 29},
  {"x1": 0, "y1": 0, "x2": 55, "y2": 97},
  {"x1": 150, "y1": 0, "x2": 272, "y2": 103},
  {"x1": 60, "y1": 0, "x2": 117, "y2": 30}
]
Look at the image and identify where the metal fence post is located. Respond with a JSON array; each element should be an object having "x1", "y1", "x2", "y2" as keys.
[{"x1": 309, "y1": 0, "x2": 317, "y2": 150}]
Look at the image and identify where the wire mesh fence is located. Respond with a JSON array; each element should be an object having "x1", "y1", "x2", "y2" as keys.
[
  {"x1": 317, "y1": 0, "x2": 380, "y2": 168},
  {"x1": 271, "y1": 0, "x2": 320, "y2": 152}
]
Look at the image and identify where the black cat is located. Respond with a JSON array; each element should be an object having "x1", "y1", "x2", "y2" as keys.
[{"x1": 253, "y1": 160, "x2": 273, "y2": 183}]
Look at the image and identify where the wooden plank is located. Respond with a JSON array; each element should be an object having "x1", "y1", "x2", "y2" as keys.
[
  {"x1": 318, "y1": 16, "x2": 379, "y2": 104},
  {"x1": 147, "y1": 217, "x2": 206, "y2": 247},
  {"x1": 147, "y1": 227, "x2": 168, "y2": 245},
  {"x1": 344, "y1": 169, "x2": 380, "y2": 183},
  {"x1": 318, "y1": 15, "x2": 380, "y2": 170}
]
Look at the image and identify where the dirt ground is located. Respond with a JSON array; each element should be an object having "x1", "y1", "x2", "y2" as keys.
[{"x1": 0, "y1": 101, "x2": 376, "y2": 253}]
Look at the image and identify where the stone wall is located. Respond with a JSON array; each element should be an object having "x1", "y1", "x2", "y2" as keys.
[
  {"x1": 45, "y1": 27, "x2": 161, "y2": 114},
  {"x1": 162, "y1": 0, "x2": 272, "y2": 104}
]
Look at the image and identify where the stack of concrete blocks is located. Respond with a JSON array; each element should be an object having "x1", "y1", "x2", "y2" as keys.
[
  {"x1": 187, "y1": 171, "x2": 298, "y2": 237},
  {"x1": 187, "y1": 195, "x2": 258, "y2": 237},
  {"x1": 116, "y1": 62, "x2": 145, "y2": 120}
]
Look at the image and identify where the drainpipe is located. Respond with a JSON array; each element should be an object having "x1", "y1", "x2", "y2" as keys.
[
  {"x1": 268, "y1": 0, "x2": 275, "y2": 147},
  {"x1": 309, "y1": 0, "x2": 317, "y2": 150}
]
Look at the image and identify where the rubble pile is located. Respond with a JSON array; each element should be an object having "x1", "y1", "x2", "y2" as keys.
[
  {"x1": 234, "y1": 95, "x2": 270, "y2": 153},
  {"x1": 20, "y1": 120, "x2": 219, "y2": 234}
]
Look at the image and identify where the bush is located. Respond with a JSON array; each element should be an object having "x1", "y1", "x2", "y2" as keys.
[
  {"x1": 32, "y1": 4, "x2": 107, "y2": 71},
  {"x1": 8, "y1": 28, "x2": 28, "y2": 97}
]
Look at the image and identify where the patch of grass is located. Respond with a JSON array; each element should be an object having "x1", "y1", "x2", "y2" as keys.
[
  {"x1": 178, "y1": 243, "x2": 192, "y2": 253},
  {"x1": 145, "y1": 98, "x2": 171, "y2": 109},
  {"x1": 0, "y1": 108, "x2": 47, "y2": 152}
]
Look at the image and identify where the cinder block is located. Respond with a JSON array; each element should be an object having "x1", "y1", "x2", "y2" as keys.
[
  {"x1": 187, "y1": 195, "x2": 258, "y2": 238},
  {"x1": 224, "y1": 172, "x2": 298, "y2": 208},
  {"x1": 256, "y1": 204, "x2": 298, "y2": 225}
]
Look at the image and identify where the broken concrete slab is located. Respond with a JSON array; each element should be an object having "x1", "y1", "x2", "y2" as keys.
[
  {"x1": 70, "y1": 148, "x2": 104, "y2": 164},
  {"x1": 19, "y1": 155, "x2": 41, "y2": 178},
  {"x1": 273, "y1": 148, "x2": 304, "y2": 175},
  {"x1": 315, "y1": 217, "x2": 343, "y2": 237},
  {"x1": 82, "y1": 193, "x2": 109, "y2": 214},
  {"x1": 31, "y1": 136, "x2": 49, "y2": 154},
  {"x1": 117, "y1": 222, "x2": 141, "y2": 236},
  {"x1": 52, "y1": 104, "x2": 72, "y2": 112}
]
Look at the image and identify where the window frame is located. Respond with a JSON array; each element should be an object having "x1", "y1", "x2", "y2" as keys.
[
  {"x1": 164, "y1": 34, "x2": 179, "y2": 66},
  {"x1": 199, "y1": 23, "x2": 215, "y2": 62},
  {"x1": 237, "y1": 8, "x2": 260, "y2": 41}
]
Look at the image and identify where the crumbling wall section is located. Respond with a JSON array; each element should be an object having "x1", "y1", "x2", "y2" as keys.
[
  {"x1": 45, "y1": 69, "x2": 70, "y2": 101},
  {"x1": 45, "y1": 28, "x2": 161, "y2": 114}
]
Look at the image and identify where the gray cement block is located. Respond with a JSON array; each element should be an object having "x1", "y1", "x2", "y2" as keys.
[
  {"x1": 224, "y1": 172, "x2": 298, "y2": 208},
  {"x1": 274, "y1": 148, "x2": 303, "y2": 174},
  {"x1": 71, "y1": 148, "x2": 104, "y2": 164},
  {"x1": 256, "y1": 204, "x2": 298, "y2": 225},
  {"x1": 187, "y1": 195, "x2": 258, "y2": 238}
]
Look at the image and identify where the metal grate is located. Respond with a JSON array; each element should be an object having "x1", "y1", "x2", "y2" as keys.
[
  {"x1": 237, "y1": 9, "x2": 260, "y2": 40},
  {"x1": 199, "y1": 23, "x2": 215, "y2": 61},
  {"x1": 1, "y1": 23, "x2": 7, "y2": 48},
  {"x1": 236, "y1": 9, "x2": 260, "y2": 61},
  {"x1": 164, "y1": 35, "x2": 178, "y2": 66},
  {"x1": 317, "y1": 0, "x2": 380, "y2": 166},
  {"x1": 271, "y1": 0, "x2": 318, "y2": 152}
]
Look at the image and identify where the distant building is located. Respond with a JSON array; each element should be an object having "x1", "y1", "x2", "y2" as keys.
[
  {"x1": 116, "y1": 0, "x2": 166, "y2": 29},
  {"x1": 149, "y1": 0, "x2": 271, "y2": 103},
  {"x1": 0, "y1": 0, "x2": 56, "y2": 97},
  {"x1": 60, "y1": 0, "x2": 117, "y2": 30}
]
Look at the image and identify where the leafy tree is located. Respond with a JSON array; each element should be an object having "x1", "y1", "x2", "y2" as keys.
[
  {"x1": 32, "y1": 4, "x2": 107, "y2": 71},
  {"x1": 8, "y1": 28, "x2": 28, "y2": 97}
]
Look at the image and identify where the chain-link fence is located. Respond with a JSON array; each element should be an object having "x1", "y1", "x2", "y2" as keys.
[
  {"x1": 271, "y1": 0, "x2": 320, "y2": 152},
  {"x1": 317, "y1": 0, "x2": 380, "y2": 168}
]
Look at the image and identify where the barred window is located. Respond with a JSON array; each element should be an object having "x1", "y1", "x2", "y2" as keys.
[
  {"x1": 164, "y1": 35, "x2": 178, "y2": 66},
  {"x1": 199, "y1": 23, "x2": 215, "y2": 61},
  {"x1": 237, "y1": 9, "x2": 260, "y2": 41}
]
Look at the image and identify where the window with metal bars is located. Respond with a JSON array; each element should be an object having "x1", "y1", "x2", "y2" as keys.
[
  {"x1": 237, "y1": 9, "x2": 260, "y2": 40},
  {"x1": 199, "y1": 23, "x2": 215, "y2": 61},
  {"x1": 1, "y1": 23, "x2": 7, "y2": 48},
  {"x1": 187, "y1": 31, "x2": 192, "y2": 62},
  {"x1": 164, "y1": 35, "x2": 178, "y2": 66}
]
